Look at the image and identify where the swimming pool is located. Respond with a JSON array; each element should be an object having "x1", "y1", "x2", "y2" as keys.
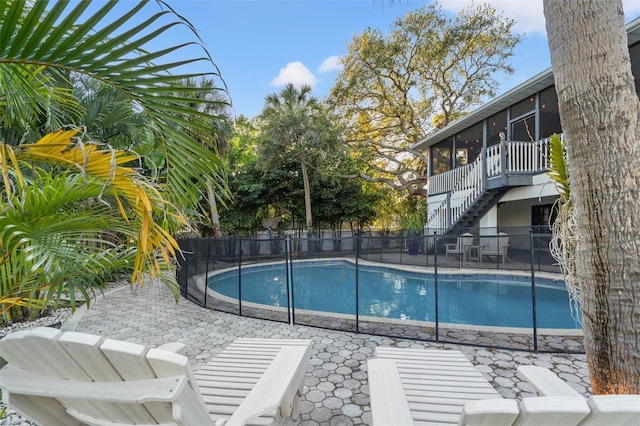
[{"x1": 207, "y1": 260, "x2": 581, "y2": 329}]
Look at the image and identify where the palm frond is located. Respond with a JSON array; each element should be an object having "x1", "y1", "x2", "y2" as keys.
[
  {"x1": 11, "y1": 129, "x2": 183, "y2": 284},
  {"x1": 0, "y1": 0, "x2": 231, "y2": 219},
  {"x1": 0, "y1": 64, "x2": 81, "y2": 134},
  {"x1": 0, "y1": 169, "x2": 130, "y2": 313}
]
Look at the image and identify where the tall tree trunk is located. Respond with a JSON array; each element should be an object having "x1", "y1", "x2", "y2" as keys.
[
  {"x1": 544, "y1": 0, "x2": 640, "y2": 393},
  {"x1": 300, "y1": 160, "x2": 313, "y2": 236},
  {"x1": 206, "y1": 179, "x2": 221, "y2": 237}
]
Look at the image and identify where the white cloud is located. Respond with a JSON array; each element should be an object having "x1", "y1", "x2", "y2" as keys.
[
  {"x1": 318, "y1": 55, "x2": 343, "y2": 73},
  {"x1": 440, "y1": 0, "x2": 545, "y2": 35},
  {"x1": 624, "y1": 0, "x2": 640, "y2": 19},
  {"x1": 270, "y1": 61, "x2": 318, "y2": 88},
  {"x1": 441, "y1": 0, "x2": 640, "y2": 37}
]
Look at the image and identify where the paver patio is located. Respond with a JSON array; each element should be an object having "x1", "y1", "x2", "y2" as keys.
[{"x1": 52, "y1": 279, "x2": 590, "y2": 425}]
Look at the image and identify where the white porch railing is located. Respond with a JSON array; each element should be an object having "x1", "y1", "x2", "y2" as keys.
[
  {"x1": 426, "y1": 136, "x2": 554, "y2": 235},
  {"x1": 506, "y1": 141, "x2": 550, "y2": 173},
  {"x1": 425, "y1": 198, "x2": 448, "y2": 232},
  {"x1": 486, "y1": 144, "x2": 501, "y2": 178},
  {"x1": 428, "y1": 162, "x2": 474, "y2": 195},
  {"x1": 428, "y1": 138, "x2": 551, "y2": 197}
]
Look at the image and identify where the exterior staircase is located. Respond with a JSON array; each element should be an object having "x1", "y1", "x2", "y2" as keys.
[
  {"x1": 454, "y1": 187, "x2": 509, "y2": 229},
  {"x1": 425, "y1": 139, "x2": 552, "y2": 242}
]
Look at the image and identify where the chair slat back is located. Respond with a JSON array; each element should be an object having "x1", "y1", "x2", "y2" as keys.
[
  {"x1": 0, "y1": 328, "x2": 88, "y2": 380},
  {"x1": 0, "y1": 327, "x2": 208, "y2": 425},
  {"x1": 57, "y1": 331, "x2": 124, "y2": 381},
  {"x1": 487, "y1": 233, "x2": 509, "y2": 252},
  {"x1": 147, "y1": 347, "x2": 209, "y2": 409},
  {"x1": 512, "y1": 397, "x2": 590, "y2": 426},
  {"x1": 0, "y1": 328, "x2": 119, "y2": 422},
  {"x1": 461, "y1": 233, "x2": 474, "y2": 249},
  {"x1": 99, "y1": 338, "x2": 176, "y2": 422}
]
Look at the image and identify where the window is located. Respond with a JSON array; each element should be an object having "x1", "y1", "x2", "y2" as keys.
[
  {"x1": 532, "y1": 204, "x2": 557, "y2": 232},
  {"x1": 455, "y1": 148, "x2": 468, "y2": 167},
  {"x1": 431, "y1": 140, "x2": 452, "y2": 175},
  {"x1": 511, "y1": 96, "x2": 536, "y2": 119},
  {"x1": 511, "y1": 114, "x2": 536, "y2": 142},
  {"x1": 539, "y1": 86, "x2": 562, "y2": 139},
  {"x1": 455, "y1": 122, "x2": 483, "y2": 164},
  {"x1": 487, "y1": 110, "x2": 507, "y2": 146}
]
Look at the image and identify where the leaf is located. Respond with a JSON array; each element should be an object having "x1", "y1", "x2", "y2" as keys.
[
  {"x1": 547, "y1": 133, "x2": 570, "y2": 203},
  {"x1": 0, "y1": 0, "x2": 230, "y2": 221}
]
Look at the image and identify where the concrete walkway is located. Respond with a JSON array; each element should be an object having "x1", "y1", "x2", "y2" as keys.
[{"x1": 61, "y1": 280, "x2": 591, "y2": 426}]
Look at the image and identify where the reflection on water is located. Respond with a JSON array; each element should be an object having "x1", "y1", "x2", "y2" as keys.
[{"x1": 208, "y1": 262, "x2": 581, "y2": 329}]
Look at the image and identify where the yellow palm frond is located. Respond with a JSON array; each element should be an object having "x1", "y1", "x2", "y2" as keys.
[
  {"x1": 0, "y1": 142, "x2": 24, "y2": 200},
  {"x1": 11, "y1": 128, "x2": 184, "y2": 284}
]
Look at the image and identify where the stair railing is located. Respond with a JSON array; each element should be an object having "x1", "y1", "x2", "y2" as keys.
[
  {"x1": 426, "y1": 138, "x2": 553, "y2": 238},
  {"x1": 486, "y1": 144, "x2": 501, "y2": 178},
  {"x1": 448, "y1": 152, "x2": 485, "y2": 228},
  {"x1": 427, "y1": 151, "x2": 486, "y2": 234}
]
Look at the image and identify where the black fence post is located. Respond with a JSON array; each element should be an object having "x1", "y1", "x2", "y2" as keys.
[
  {"x1": 238, "y1": 238, "x2": 243, "y2": 317},
  {"x1": 285, "y1": 236, "x2": 292, "y2": 325},
  {"x1": 529, "y1": 230, "x2": 538, "y2": 352},
  {"x1": 204, "y1": 238, "x2": 211, "y2": 307},
  {"x1": 425, "y1": 233, "x2": 430, "y2": 267},
  {"x1": 433, "y1": 232, "x2": 440, "y2": 342},
  {"x1": 289, "y1": 236, "x2": 296, "y2": 325},
  {"x1": 355, "y1": 232, "x2": 360, "y2": 333},
  {"x1": 185, "y1": 238, "x2": 190, "y2": 300}
]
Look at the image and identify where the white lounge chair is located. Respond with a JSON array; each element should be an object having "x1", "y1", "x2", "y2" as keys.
[
  {"x1": 518, "y1": 365, "x2": 640, "y2": 425},
  {"x1": 445, "y1": 233, "x2": 474, "y2": 262},
  {"x1": 0, "y1": 327, "x2": 311, "y2": 426},
  {"x1": 481, "y1": 232, "x2": 510, "y2": 264},
  {"x1": 368, "y1": 347, "x2": 591, "y2": 425}
]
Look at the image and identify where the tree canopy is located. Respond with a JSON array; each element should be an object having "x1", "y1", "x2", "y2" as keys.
[
  {"x1": 257, "y1": 83, "x2": 344, "y2": 235},
  {"x1": 329, "y1": 2, "x2": 521, "y2": 197}
]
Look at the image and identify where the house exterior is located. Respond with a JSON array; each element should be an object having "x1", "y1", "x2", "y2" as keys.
[{"x1": 414, "y1": 16, "x2": 640, "y2": 250}]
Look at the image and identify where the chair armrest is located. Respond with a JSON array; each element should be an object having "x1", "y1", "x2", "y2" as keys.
[
  {"x1": 157, "y1": 342, "x2": 186, "y2": 353},
  {"x1": 445, "y1": 244, "x2": 457, "y2": 249},
  {"x1": 586, "y1": 395, "x2": 640, "y2": 423},
  {"x1": 224, "y1": 345, "x2": 311, "y2": 426},
  {"x1": 0, "y1": 365, "x2": 188, "y2": 403},
  {"x1": 518, "y1": 396, "x2": 589, "y2": 423},
  {"x1": 517, "y1": 365, "x2": 582, "y2": 397},
  {"x1": 459, "y1": 398, "x2": 519, "y2": 426},
  {"x1": 368, "y1": 358, "x2": 414, "y2": 425}
]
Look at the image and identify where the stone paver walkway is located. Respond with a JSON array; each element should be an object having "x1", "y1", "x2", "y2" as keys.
[{"x1": 61, "y1": 280, "x2": 590, "y2": 426}]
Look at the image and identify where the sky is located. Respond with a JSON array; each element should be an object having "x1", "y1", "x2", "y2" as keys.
[{"x1": 138, "y1": 0, "x2": 640, "y2": 119}]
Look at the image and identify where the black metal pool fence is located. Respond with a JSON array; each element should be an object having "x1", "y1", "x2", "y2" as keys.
[{"x1": 176, "y1": 229, "x2": 584, "y2": 354}]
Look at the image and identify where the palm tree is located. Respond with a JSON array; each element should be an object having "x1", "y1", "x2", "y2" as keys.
[
  {"x1": 0, "y1": 1, "x2": 230, "y2": 317},
  {"x1": 1, "y1": 0, "x2": 229, "y2": 220},
  {"x1": 544, "y1": 0, "x2": 640, "y2": 393},
  {"x1": 0, "y1": 167, "x2": 135, "y2": 320},
  {"x1": 175, "y1": 77, "x2": 234, "y2": 236},
  {"x1": 73, "y1": 76, "x2": 153, "y2": 150},
  {"x1": 258, "y1": 84, "x2": 322, "y2": 237}
]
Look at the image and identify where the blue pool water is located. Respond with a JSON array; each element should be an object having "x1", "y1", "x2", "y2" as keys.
[{"x1": 207, "y1": 261, "x2": 582, "y2": 329}]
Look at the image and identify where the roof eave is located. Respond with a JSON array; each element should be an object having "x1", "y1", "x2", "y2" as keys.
[{"x1": 412, "y1": 15, "x2": 640, "y2": 151}]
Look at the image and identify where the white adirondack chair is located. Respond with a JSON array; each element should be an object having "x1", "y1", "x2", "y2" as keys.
[
  {"x1": 445, "y1": 233, "x2": 474, "y2": 262},
  {"x1": 0, "y1": 327, "x2": 311, "y2": 426},
  {"x1": 368, "y1": 347, "x2": 592, "y2": 425},
  {"x1": 481, "y1": 232, "x2": 510, "y2": 264},
  {"x1": 518, "y1": 365, "x2": 640, "y2": 425}
]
